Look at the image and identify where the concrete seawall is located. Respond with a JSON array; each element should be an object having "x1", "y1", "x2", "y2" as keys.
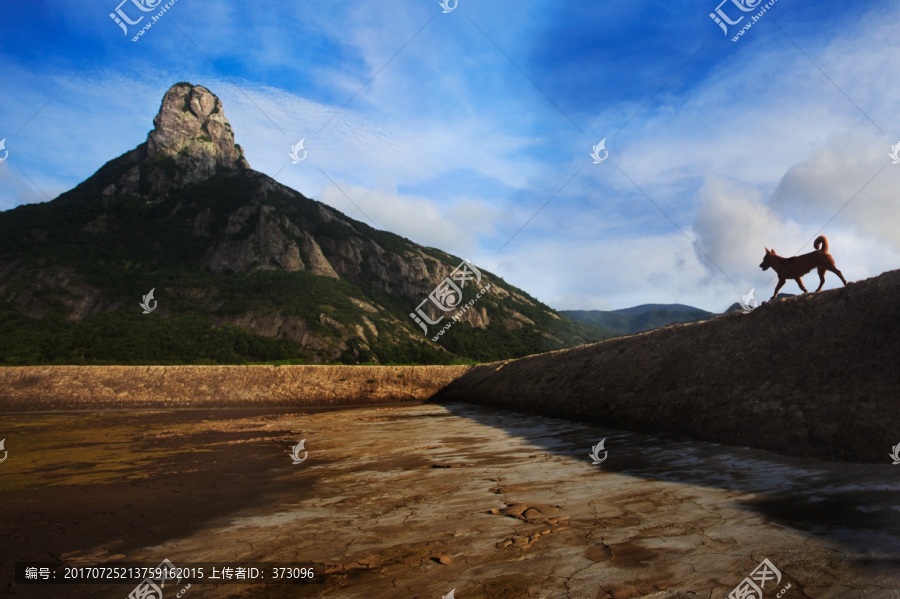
[
  {"x1": 0, "y1": 365, "x2": 471, "y2": 411},
  {"x1": 433, "y1": 271, "x2": 900, "y2": 463}
]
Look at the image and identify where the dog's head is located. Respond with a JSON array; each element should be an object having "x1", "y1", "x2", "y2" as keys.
[{"x1": 759, "y1": 248, "x2": 775, "y2": 271}]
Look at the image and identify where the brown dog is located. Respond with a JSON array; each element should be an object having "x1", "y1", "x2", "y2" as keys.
[{"x1": 759, "y1": 235, "x2": 847, "y2": 300}]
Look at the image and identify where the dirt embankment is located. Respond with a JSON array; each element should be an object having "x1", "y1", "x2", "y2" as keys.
[
  {"x1": 0, "y1": 365, "x2": 471, "y2": 411},
  {"x1": 434, "y1": 270, "x2": 900, "y2": 463}
]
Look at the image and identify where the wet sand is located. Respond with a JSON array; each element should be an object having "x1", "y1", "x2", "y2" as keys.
[{"x1": 1, "y1": 403, "x2": 899, "y2": 598}]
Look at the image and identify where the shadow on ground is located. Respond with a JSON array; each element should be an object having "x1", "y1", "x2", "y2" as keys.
[{"x1": 434, "y1": 400, "x2": 900, "y2": 557}]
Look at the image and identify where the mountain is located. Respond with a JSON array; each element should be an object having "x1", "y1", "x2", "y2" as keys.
[
  {"x1": 561, "y1": 304, "x2": 716, "y2": 336},
  {"x1": 0, "y1": 83, "x2": 609, "y2": 365},
  {"x1": 566, "y1": 294, "x2": 800, "y2": 336}
]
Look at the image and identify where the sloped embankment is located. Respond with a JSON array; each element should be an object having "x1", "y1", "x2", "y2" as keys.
[
  {"x1": 433, "y1": 270, "x2": 900, "y2": 462},
  {"x1": 0, "y1": 365, "x2": 470, "y2": 411}
]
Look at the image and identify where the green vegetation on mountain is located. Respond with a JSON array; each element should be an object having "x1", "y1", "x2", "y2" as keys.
[{"x1": 561, "y1": 304, "x2": 716, "y2": 336}]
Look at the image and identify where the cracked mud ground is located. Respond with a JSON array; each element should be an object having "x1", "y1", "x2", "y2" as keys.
[{"x1": 1, "y1": 403, "x2": 899, "y2": 599}]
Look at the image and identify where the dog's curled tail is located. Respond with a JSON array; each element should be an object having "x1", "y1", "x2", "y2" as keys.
[{"x1": 814, "y1": 235, "x2": 828, "y2": 252}]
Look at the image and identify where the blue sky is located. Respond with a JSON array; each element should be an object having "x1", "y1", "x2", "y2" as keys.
[{"x1": 2, "y1": 0, "x2": 899, "y2": 312}]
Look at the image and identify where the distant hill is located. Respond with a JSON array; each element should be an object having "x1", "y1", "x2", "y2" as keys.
[
  {"x1": 0, "y1": 83, "x2": 610, "y2": 366},
  {"x1": 561, "y1": 304, "x2": 716, "y2": 336},
  {"x1": 723, "y1": 293, "x2": 795, "y2": 314}
]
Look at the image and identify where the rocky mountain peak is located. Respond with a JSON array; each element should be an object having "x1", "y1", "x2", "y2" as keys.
[
  {"x1": 99, "y1": 83, "x2": 250, "y2": 199},
  {"x1": 146, "y1": 83, "x2": 249, "y2": 172},
  {"x1": 146, "y1": 83, "x2": 250, "y2": 178}
]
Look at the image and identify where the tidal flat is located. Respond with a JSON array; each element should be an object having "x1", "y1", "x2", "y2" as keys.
[{"x1": 2, "y1": 403, "x2": 899, "y2": 598}]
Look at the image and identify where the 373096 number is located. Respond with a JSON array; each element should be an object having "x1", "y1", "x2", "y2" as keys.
[{"x1": 271, "y1": 567, "x2": 314, "y2": 579}]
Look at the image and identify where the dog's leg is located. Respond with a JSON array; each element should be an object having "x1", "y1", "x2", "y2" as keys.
[
  {"x1": 830, "y1": 265, "x2": 848, "y2": 286},
  {"x1": 795, "y1": 278, "x2": 808, "y2": 293},
  {"x1": 772, "y1": 278, "x2": 786, "y2": 300},
  {"x1": 815, "y1": 267, "x2": 826, "y2": 292}
]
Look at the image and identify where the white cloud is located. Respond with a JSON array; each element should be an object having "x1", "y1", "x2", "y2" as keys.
[
  {"x1": 481, "y1": 231, "x2": 731, "y2": 312},
  {"x1": 770, "y1": 131, "x2": 900, "y2": 251},
  {"x1": 693, "y1": 176, "x2": 793, "y2": 281},
  {"x1": 318, "y1": 180, "x2": 499, "y2": 257}
]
